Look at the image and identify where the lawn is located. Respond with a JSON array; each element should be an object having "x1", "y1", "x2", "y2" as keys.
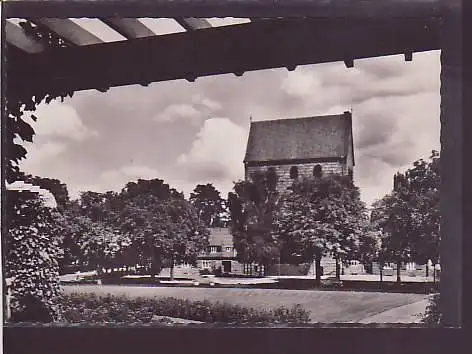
[{"x1": 62, "y1": 285, "x2": 427, "y2": 323}]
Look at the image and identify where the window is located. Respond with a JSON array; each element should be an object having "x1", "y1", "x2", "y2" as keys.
[
  {"x1": 210, "y1": 246, "x2": 222, "y2": 253},
  {"x1": 348, "y1": 168, "x2": 353, "y2": 180},
  {"x1": 313, "y1": 164, "x2": 323, "y2": 177},
  {"x1": 202, "y1": 260, "x2": 212, "y2": 269},
  {"x1": 177, "y1": 262, "x2": 192, "y2": 268},
  {"x1": 289, "y1": 166, "x2": 299, "y2": 179}
]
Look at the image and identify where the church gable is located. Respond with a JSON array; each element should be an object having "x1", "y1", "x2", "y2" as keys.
[{"x1": 244, "y1": 111, "x2": 353, "y2": 166}]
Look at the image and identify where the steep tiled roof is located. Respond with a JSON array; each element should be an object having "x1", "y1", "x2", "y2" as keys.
[{"x1": 244, "y1": 112, "x2": 352, "y2": 163}]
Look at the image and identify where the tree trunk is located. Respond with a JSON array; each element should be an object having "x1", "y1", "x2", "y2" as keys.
[
  {"x1": 150, "y1": 247, "x2": 161, "y2": 280},
  {"x1": 335, "y1": 258, "x2": 341, "y2": 280},
  {"x1": 315, "y1": 255, "x2": 322, "y2": 285},
  {"x1": 396, "y1": 259, "x2": 401, "y2": 282},
  {"x1": 380, "y1": 262, "x2": 383, "y2": 283},
  {"x1": 170, "y1": 259, "x2": 175, "y2": 281}
]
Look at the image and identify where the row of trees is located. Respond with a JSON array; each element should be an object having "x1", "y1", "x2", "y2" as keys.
[
  {"x1": 5, "y1": 152, "x2": 439, "y2": 321},
  {"x1": 56, "y1": 179, "x2": 217, "y2": 279},
  {"x1": 228, "y1": 168, "x2": 372, "y2": 281},
  {"x1": 5, "y1": 178, "x2": 228, "y2": 321},
  {"x1": 227, "y1": 151, "x2": 440, "y2": 283},
  {"x1": 371, "y1": 150, "x2": 440, "y2": 281}
]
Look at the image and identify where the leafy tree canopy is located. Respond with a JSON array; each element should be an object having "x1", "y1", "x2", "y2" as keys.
[
  {"x1": 371, "y1": 150, "x2": 440, "y2": 265},
  {"x1": 190, "y1": 183, "x2": 229, "y2": 228},
  {"x1": 228, "y1": 171, "x2": 281, "y2": 267},
  {"x1": 276, "y1": 174, "x2": 369, "y2": 265}
]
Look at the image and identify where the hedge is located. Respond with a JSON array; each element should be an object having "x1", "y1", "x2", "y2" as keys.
[
  {"x1": 420, "y1": 294, "x2": 441, "y2": 325},
  {"x1": 59, "y1": 293, "x2": 311, "y2": 325}
]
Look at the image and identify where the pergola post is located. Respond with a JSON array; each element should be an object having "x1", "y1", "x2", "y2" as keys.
[{"x1": 440, "y1": 8, "x2": 462, "y2": 327}]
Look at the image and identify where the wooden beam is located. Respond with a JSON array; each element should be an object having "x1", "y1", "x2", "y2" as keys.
[
  {"x1": 33, "y1": 18, "x2": 103, "y2": 46},
  {"x1": 344, "y1": 59, "x2": 354, "y2": 68},
  {"x1": 4, "y1": 21, "x2": 44, "y2": 53},
  {"x1": 404, "y1": 51, "x2": 413, "y2": 61},
  {"x1": 174, "y1": 18, "x2": 212, "y2": 31},
  {"x1": 100, "y1": 18, "x2": 155, "y2": 39},
  {"x1": 440, "y1": 7, "x2": 463, "y2": 328},
  {"x1": 3, "y1": 0, "x2": 446, "y2": 19},
  {"x1": 8, "y1": 17, "x2": 442, "y2": 96}
]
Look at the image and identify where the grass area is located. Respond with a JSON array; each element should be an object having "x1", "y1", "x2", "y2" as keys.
[{"x1": 63, "y1": 285, "x2": 427, "y2": 323}]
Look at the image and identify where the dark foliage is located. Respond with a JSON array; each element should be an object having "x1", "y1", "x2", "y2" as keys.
[
  {"x1": 228, "y1": 170, "x2": 281, "y2": 270},
  {"x1": 189, "y1": 183, "x2": 229, "y2": 227},
  {"x1": 59, "y1": 293, "x2": 311, "y2": 325},
  {"x1": 420, "y1": 294, "x2": 441, "y2": 325}
]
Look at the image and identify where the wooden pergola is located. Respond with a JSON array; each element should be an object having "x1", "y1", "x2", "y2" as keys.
[
  {"x1": 6, "y1": 15, "x2": 442, "y2": 96},
  {"x1": 2, "y1": 0, "x2": 463, "y2": 329}
]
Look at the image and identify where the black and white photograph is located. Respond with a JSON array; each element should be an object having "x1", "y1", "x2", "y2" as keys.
[{"x1": 1, "y1": 1, "x2": 462, "y2": 332}]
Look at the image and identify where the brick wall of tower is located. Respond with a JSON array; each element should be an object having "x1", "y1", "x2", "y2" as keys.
[{"x1": 245, "y1": 161, "x2": 346, "y2": 193}]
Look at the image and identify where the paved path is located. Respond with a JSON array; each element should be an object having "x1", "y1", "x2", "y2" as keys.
[
  {"x1": 358, "y1": 299, "x2": 429, "y2": 323},
  {"x1": 63, "y1": 285, "x2": 427, "y2": 323}
]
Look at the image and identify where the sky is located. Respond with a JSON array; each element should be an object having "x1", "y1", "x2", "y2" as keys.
[{"x1": 14, "y1": 19, "x2": 441, "y2": 207}]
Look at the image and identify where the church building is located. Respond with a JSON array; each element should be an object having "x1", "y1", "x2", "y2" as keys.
[
  {"x1": 244, "y1": 111, "x2": 355, "y2": 192},
  {"x1": 243, "y1": 111, "x2": 357, "y2": 277}
]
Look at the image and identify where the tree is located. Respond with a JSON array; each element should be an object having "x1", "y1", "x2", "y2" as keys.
[
  {"x1": 403, "y1": 150, "x2": 440, "y2": 276},
  {"x1": 113, "y1": 179, "x2": 209, "y2": 279},
  {"x1": 55, "y1": 192, "x2": 132, "y2": 275},
  {"x1": 190, "y1": 183, "x2": 228, "y2": 228},
  {"x1": 228, "y1": 170, "x2": 281, "y2": 276},
  {"x1": 166, "y1": 198, "x2": 210, "y2": 279},
  {"x1": 354, "y1": 223, "x2": 382, "y2": 274},
  {"x1": 371, "y1": 151, "x2": 440, "y2": 282},
  {"x1": 5, "y1": 190, "x2": 63, "y2": 322},
  {"x1": 276, "y1": 174, "x2": 368, "y2": 282},
  {"x1": 371, "y1": 189, "x2": 416, "y2": 282}
]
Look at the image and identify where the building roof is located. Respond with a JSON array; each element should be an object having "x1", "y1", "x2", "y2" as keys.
[
  {"x1": 208, "y1": 228, "x2": 233, "y2": 246},
  {"x1": 244, "y1": 112, "x2": 353, "y2": 164}
]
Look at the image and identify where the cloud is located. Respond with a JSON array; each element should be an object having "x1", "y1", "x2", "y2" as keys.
[
  {"x1": 176, "y1": 117, "x2": 248, "y2": 190},
  {"x1": 281, "y1": 69, "x2": 323, "y2": 97},
  {"x1": 24, "y1": 101, "x2": 98, "y2": 142},
  {"x1": 17, "y1": 50, "x2": 440, "y2": 208},
  {"x1": 154, "y1": 103, "x2": 203, "y2": 125},
  {"x1": 153, "y1": 95, "x2": 222, "y2": 126},
  {"x1": 19, "y1": 141, "x2": 67, "y2": 172}
]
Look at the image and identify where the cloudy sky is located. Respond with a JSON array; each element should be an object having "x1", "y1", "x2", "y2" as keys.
[{"x1": 16, "y1": 18, "x2": 441, "y2": 207}]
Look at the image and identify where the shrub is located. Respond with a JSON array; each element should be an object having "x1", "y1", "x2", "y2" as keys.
[
  {"x1": 420, "y1": 294, "x2": 441, "y2": 325},
  {"x1": 6, "y1": 191, "x2": 63, "y2": 323},
  {"x1": 60, "y1": 293, "x2": 311, "y2": 325}
]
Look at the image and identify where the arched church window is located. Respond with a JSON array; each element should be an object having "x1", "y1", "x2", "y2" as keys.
[
  {"x1": 313, "y1": 164, "x2": 323, "y2": 178},
  {"x1": 289, "y1": 166, "x2": 299, "y2": 179}
]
